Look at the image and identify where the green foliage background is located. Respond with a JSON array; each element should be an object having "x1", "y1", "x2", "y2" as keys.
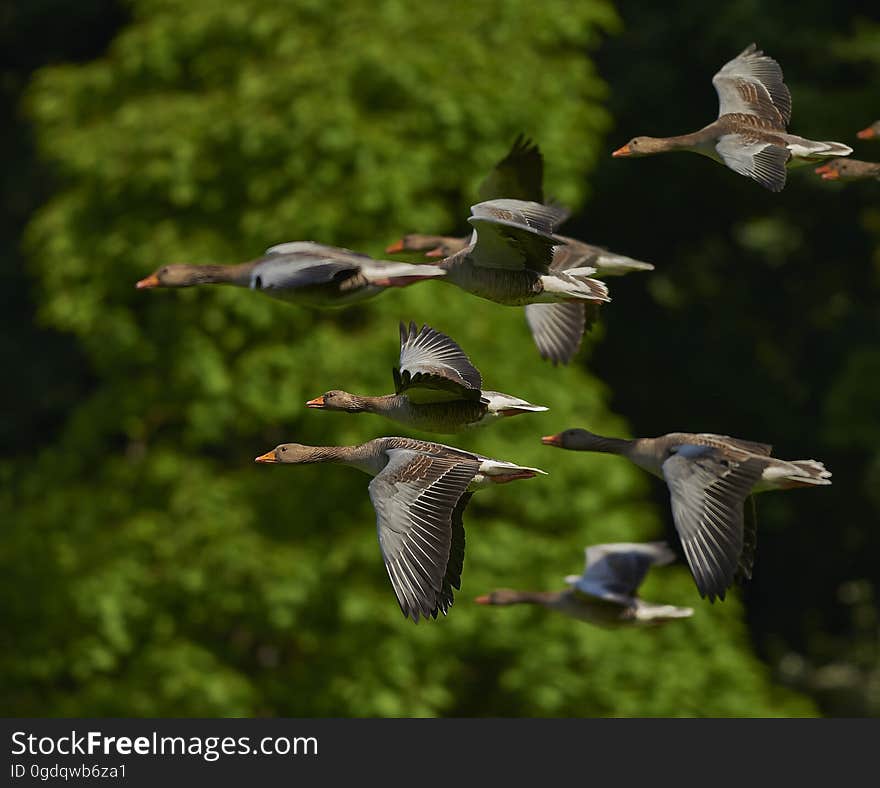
[{"x1": 2, "y1": 0, "x2": 877, "y2": 717}]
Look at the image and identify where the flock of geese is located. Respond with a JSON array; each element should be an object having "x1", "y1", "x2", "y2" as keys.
[{"x1": 136, "y1": 44, "x2": 855, "y2": 626}]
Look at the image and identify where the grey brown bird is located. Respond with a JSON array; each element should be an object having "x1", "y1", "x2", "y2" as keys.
[
  {"x1": 475, "y1": 542, "x2": 694, "y2": 627},
  {"x1": 306, "y1": 322, "x2": 547, "y2": 433},
  {"x1": 385, "y1": 136, "x2": 652, "y2": 364},
  {"x1": 612, "y1": 44, "x2": 852, "y2": 191},
  {"x1": 136, "y1": 241, "x2": 445, "y2": 307},
  {"x1": 403, "y1": 199, "x2": 613, "y2": 364},
  {"x1": 541, "y1": 429, "x2": 831, "y2": 602},
  {"x1": 255, "y1": 437, "x2": 546, "y2": 622}
]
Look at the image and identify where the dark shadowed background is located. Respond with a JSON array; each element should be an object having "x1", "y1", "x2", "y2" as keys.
[{"x1": 2, "y1": 0, "x2": 877, "y2": 717}]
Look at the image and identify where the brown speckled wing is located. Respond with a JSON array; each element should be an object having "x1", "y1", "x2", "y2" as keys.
[
  {"x1": 369, "y1": 449, "x2": 479, "y2": 622},
  {"x1": 712, "y1": 43, "x2": 791, "y2": 129}
]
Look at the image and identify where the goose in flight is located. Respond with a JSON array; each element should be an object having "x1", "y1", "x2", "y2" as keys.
[
  {"x1": 386, "y1": 137, "x2": 652, "y2": 363},
  {"x1": 475, "y1": 541, "x2": 694, "y2": 626},
  {"x1": 541, "y1": 429, "x2": 831, "y2": 601},
  {"x1": 255, "y1": 437, "x2": 545, "y2": 622},
  {"x1": 136, "y1": 241, "x2": 445, "y2": 306},
  {"x1": 612, "y1": 44, "x2": 852, "y2": 191},
  {"x1": 306, "y1": 321, "x2": 547, "y2": 433}
]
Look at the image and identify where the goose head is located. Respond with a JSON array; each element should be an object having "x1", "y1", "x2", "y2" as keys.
[
  {"x1": 136, "y1": 264, "x2": 202, "y2": 289},
  {"x1": 541, "y1": 428, "x2": 606, "y2": 451},
  {"x1": 857, "y1": 121, "x2": 880, "y2": 140},
  {"x1": 815, "y1": 158, "x2": 879, "y2": 181},
  {"x1": 305, "y1": 390, "x2": 365, "y2": 413},
  {"x1": 612, "y1": 136, "x2": 674, "y2": 158}
]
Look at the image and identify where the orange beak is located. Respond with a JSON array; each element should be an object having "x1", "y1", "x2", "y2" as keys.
[
  {"x1": 254, "y1": 450, "x2": 277, "y2": 463},
  {"x1": 473, "y1": 595, "x2": 491, "y2": 605},
  {"x1": 424, "y1": 246, "x2": 445, "y2": 258},
  {"x1": 815, "y1": 165, "x2": 839, "y2": 180},
  {"x1": 541, "y1": 434, "x2": 562, "y2": 446},
  {"x1": 857, "y1": 127, "x2": 876, "y2": 140},
  {"x1": 136, "y1": 274, "x2": 160, "y2": 289},
  {"x1": 612, "y1": 144, "x2": 631, "y2": 158},
  {"x1": 384, "y1": 239, "x2": 406, "y2": 254},
  {"x1": 306, "y1": 396, "x2": 325, "y2": 408}
]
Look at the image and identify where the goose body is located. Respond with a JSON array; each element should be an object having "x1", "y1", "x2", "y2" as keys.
[
  {"x1": 436, "y1": 200, "x2": 609, "y2": 306},
  {"x1": 136, "y1": 241, "x2": 445, "y2": 306},
  {"x1": 542, "y1": 429, "x2": 831, "y2": 602},
  {"x1": 612, "y1": 44, "x2": 853, "y2": 191},
  {"x1": 307, "y1": 322, "x2": 547, "y2": 433},
  {"x1": 475, "y1": 542, "x2": 693, "y2": 627},
  {"x1": 255, "y1": 436, "x2": 545, "y2": 622}
]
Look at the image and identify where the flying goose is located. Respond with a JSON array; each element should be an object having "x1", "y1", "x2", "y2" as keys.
[
  {"x1": 386, "y1": 137, "x2": 653, "y2": 364},
  {"x1": 475, "y1": 542, "x2": 694, "y2": 626},
  {"x1": 306, "y1": 322, "x2": 547, "y2": 433},
  {"x1": 406, "y1": 198, "x2": 613, "y2": 364},
  {"x1": 815, "y1": 158, "x2": 880, "y2": 182},
  {"x1": 136, "y1": 241, "x2": 445, "y2": 307},
  {"x1": 541, "y1": 429, "x2": 831, "y2": 602},
  {"x1": 255, "y1": 437, "x2": 546, "y2": 622},
  {"x1": 612, "y1": 44, "x2": 853, "y2": 191}
]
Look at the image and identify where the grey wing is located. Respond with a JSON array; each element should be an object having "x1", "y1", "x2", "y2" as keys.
[
  {"x1": 436, "y1": 492, "x2": 472, "y2": 616},
  {"x1": 712, "y1": 43, "x2": 791, "y2": 127},
  {"x1": 524, "y1": 303, "x2": 587, "y2": 365},
  {"x1": 477, "y1": 135, "x2": 545, "y2": 203},
  {"x1": 662, "y1": 446, "x2": 768, "y2": 602},
  {"x1": 571, "y1": 542, "x2": 676, "y2": 603},
  {"x1": 715, "y1": 134, "x2": 789, "y2": 192},
  {"x1": 466, "y1": 199, "x2": 567, "y2": 272},
  {"x1": 394, "y1": 322, "x2": 483, "y2": 402},
  {"x1": 368, "y1": 449, "x2": 480, "y2": 622},
  {"x1": 250, "y1": 255, "x2": 360, "y2": 291}
]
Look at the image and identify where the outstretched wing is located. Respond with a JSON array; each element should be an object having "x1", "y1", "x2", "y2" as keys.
[
  {"x1": 368, "y1": 449, "x2": 479, "y2": 622},
  {"x1": 712, "y1": 43, "x2": 791, "y2": 129},
  {"x1": 250, "y1": 255, "x2": 360, "y2": 291},
  {"x1": 393, "y1": 322, "x2": 483, "y2": 403},
  {"x1": 662, "y1": 445, "x2": 768, "y2": 602},
  {"x1": 467, "y1": 199, "x2": 567, "y2": 272},
  {"x1": 477, "y1": 135, "x2": 545, "y2": 203},
  {"x1": 568, "y1": 542, "x2": 676, "y2": 605},
  {"x1": 715, "y1": 134, "x2": 789, "y2": 192},
  {"x1": 524, "y1": 303, "x2": 587, "y2": 365}
]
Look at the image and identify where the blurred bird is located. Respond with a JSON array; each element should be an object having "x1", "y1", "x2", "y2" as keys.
[
  {"x1": 255, "y1": 437, "x2": 546, "y2": 622},
  {"x1": 306, "y1": 321, "x2": 547, "y2": 433},
  {"x1": 612, "y1": 44, "x2": 853, "y2": 191},
  {"x1": 541, "y1": 429, "x2": 831, "y2": 602},
  {"x1": 475, "y1": 542, "x2": 694, "y2": 627},
  {"x1": 135, "y1": 241, "x2": 445, "y2": 306},
  {"x1": 815, "y1": 158, "x2": 880, "y2": 182},
  {"x1": 386, "y1": 136, "x2": 653, "y2": 364},
  {"x1": 857, "y1": 121, "x2": 880, "y2": 140}
]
